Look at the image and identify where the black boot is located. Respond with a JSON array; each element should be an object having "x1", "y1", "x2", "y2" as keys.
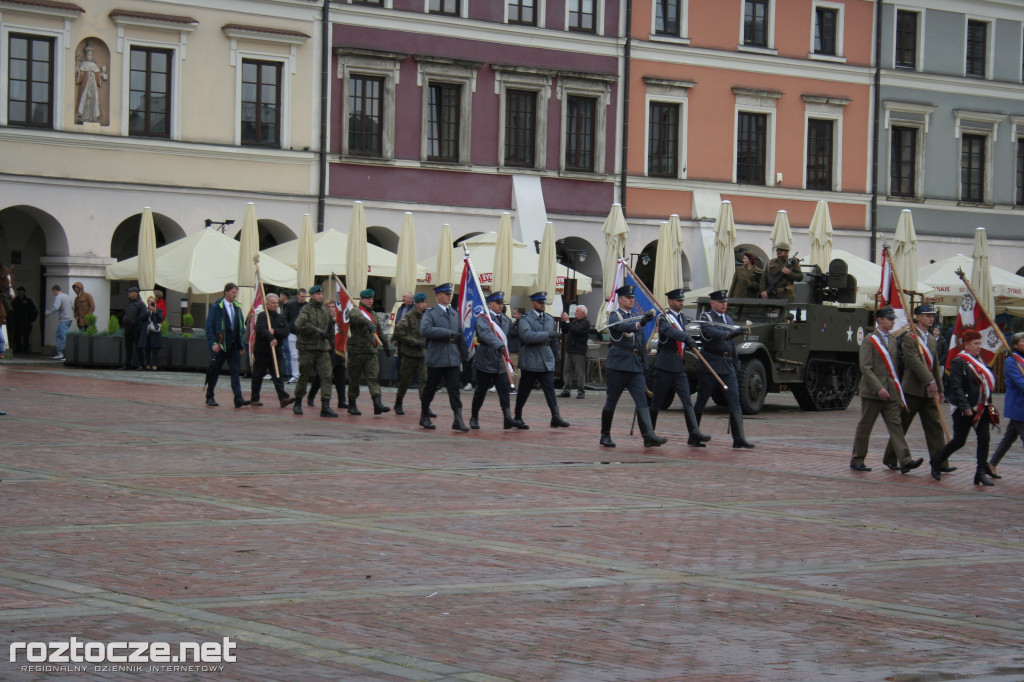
[
  {"x1": 393, "y1": 401, "x2": 404, "y2": 416},
  {"x1": 452, "y1": 412, "x2": 469, "y2": 432},
  {"x1": 348, "y1": 401, "x2": 361, "y2": 416},
  {"x1": 306, "y1": 394, "x2": 315, "y2": 407},
  {"x1": 550, "y1": 409, "x2": 570, "y2": 428},
  {"x1": 683, "y1": 403, "x2": 710, "y2": 447},
  {"x1": 337, "y1": 397, "x2": 348, "y2": 409},
  {"x1": 599, "y1": 409, "x2": 615, "y2": 447},
  {"x1": 469, "y1": 413, "x2": 480, "y2": 429},
  {"x1": 293, "y1": 401, "x2": 303, "y2": 415},
  {"x1": 974, "y1": 467, "x2": 994, "y2": 486},
  {"x1": 419, "y1": 411, "x2": 436, "y2": 429},
  {"x1": 373, "y1": 396, "x2": 391, "y2": 414},
  {"x1": 730, "y1": 411, "x2": 755, "y2": 449},
  {"x1": 637, "y1": 408, "x2": 667, "y2": 447},
  {"x1": 502, "y1": 408, "x2": 516, "y2": 430},
  {"x1": 320, "y1": 400, "x2": 338, "y2": 418},
  {"x1": 512, "y1": 411, "x2": 529, "y2": 429}
]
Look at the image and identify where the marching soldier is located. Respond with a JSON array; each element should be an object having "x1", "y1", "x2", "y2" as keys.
[
  {"x1": 599, "y1": 284, "x2": 664, "y2": 448},
  {"x1": 419, "y1": 283, "x2": 468, "y2": 431},
  {"x1": 650, "y1": 289, "x2": 711, "y2": 447},
  {"x1": 292, "y1": 284, "x2": 338, "y2": 418},
  {"x1": 346, "y1": 288, "x2": 391, "y2": 416},
  {"x1": 850, "y1": 306, "x2": 923, "y2": 473},
  {"x1": 470, "y1": 291, "x2": 516, "y2": 430},
  {"x1": 759, "y1": 242, "x2": 802, "y2": 300},
  {"x1": 882, "y1": 303, "x2": 953, "y2": 473},
  {"x1": 693, "y1": 290, "x2": 755, "y2": 449},
  {"x1": 392, "y1": 292, "x2": 429, "y2": 416},
  {"x1": 512, "y1": 291, "x2": 569, "y2": 429}
]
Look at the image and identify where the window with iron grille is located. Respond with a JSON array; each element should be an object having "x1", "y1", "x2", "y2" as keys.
[
  {"x1": 895, "y1": 10, "x2": 917, "y2": 68},
  {"x1": 509, "y1": 0, "x2": 536, "y2": 25},
  {"x1": 966, "y1": 20, "x2": 987, "y2": 77},
  {"x1": 1017, "y1": 140, "x2": 1024, "y2": 205},
  {"x1": 814, "y1": 7, "x2": 837, "y2": 56},
  {"x1": 806, "y1": 119, "x2": 833, "y2": 190},
  {"x1": 504, "y1": 89, "x2": 536, "y2": 168},
  {"x1": 889, "y1": 126, "x2": 916, "y2": 197},
  {"x1": 569, "y1": 0, "x2": 596, "y2": 33},
  {"x1": 348, "y1": 75, "x2": 384, "y2": 156},
  {"x1": 736, "y1": 112, "x2": 767, "y2": 184},
  {"x1": 427, "y1": 82, "x2": 461, "y2": 162},
  {"x1": 241, "y1": 60, "x2": 281, "y2": 147},
  {"x1": 7, "y1": 33, "x2": 54, "y2": 128},
  {"x1": 648, "y1": 102, "x2": 679, "y2": 177},
  {"x1": 429, "y1": 0, "x2": 460, "y2": 15},
  {"x1": 960, "y1": 133, "x2": 985, "y2": 202},
  {"x1": 743, "y1": 0, "x2": 768, "y2": 47},
  {"x1": 655, "y1": 0, "x2": 679, "y2": 36},
  {"x1": 565, "y1": 95, "x2": 596, "y2": 171},
  {"x1": 129, "y1": 47, "x2": 172, "y2": 138}
]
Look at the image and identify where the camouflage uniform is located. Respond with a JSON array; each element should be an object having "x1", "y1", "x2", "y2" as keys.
[
  {"x1": 347, "y1": 306, "x2": 384, "y2": 404},
  {"x1": 293, "y1": 298, "x2": 334, "y2": 405},
  {"x1": 393, "y1": 307, "x2": 427, "y2": 407}
]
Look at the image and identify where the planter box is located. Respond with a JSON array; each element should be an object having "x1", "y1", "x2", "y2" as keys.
[
  {"x1": 87, "y1": 335, "x2": 123, "y2": 367},
  {"x1": 65, "y1": 334, "x2": 82, "y2": 363}
]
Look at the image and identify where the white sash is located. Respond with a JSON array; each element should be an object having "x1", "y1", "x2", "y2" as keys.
[
  {"x1": 958, "y1": 351, "x2": 994, "y2": 408},
  {"x1": 870, "y1": 333, "x2": 907, "y2": 408},
  {"x1": 911, "y1": 328, "x2": 934, "y2": 372},
  {"x1": 477, "y1": 310, "x2": 514, "y2": 384}
]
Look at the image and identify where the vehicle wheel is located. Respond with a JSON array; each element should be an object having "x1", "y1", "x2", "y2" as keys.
[{"x1": 738, "y1": 358, "x2": 767, "y2": 415}]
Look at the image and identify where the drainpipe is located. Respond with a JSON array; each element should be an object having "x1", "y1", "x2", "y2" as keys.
[
  {"x1": 618, "y1": 0, "x2": 632, "y2": 215},
  {"x1": 317, "y1": 0, "x2": 330, "y2": 232},
  {"x1": 869, "y1": 0, "x2": 882, "y2": 262}
]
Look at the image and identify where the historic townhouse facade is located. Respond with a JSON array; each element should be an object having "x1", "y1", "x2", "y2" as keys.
[
  {"x1": 877, "y1": 0, "x2": 1024, "y2": 274},
  {"x1": 0, "y1": 0, "x2": 321, "y2": 338}
]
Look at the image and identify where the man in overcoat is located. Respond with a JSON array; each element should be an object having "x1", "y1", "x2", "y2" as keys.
[{"x1": 419, "y1": 283, "x2": 468, "y2": 431}]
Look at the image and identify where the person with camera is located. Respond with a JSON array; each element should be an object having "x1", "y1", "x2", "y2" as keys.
[
  {"x1": 290, "y1": 284, "x2": 338, "y2": 418},
  {"x1": 693, "y1": 290, "x2": 755, "y2": 449},
  {"x1": 136, "y1": 294, "x2": 163, "y2": 370},
  {"x1": 419, "y1": 283, "x2": 468, "y2": 431},
  {"x1": 931, "y1": 328, "x2": 998, "y2": 485},
  {"x1": 512, "y1": 291, "x2": 569, "y2": 430},
  {"x1": 599, "y1": 285, "x2": 664, "y2": 448},
  {"x1": 558, "y1": 305, "x2": 592, "y2": 399}
]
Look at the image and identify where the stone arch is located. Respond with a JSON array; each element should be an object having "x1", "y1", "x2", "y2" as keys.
[
  {"x1": 736, "y1": 242, "x2": 768, "y2": 269},
  {"x1": 110, "y1": 212, "x2": 186, "y2": 262},
  {"x1": 366, "y1": 225, "x2": 398, "y2": 252},
  {"x1": 230, "y1": 218, "x2": 293, "y2": 250}
]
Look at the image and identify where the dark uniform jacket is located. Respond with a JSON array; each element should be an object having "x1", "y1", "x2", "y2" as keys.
[
  {"x1": 759, "y1": 256, "x2": 803, "y2": 298},
  {"x1": 946, "y1": 355, "x2": 990, "y2": 412},
  {"x1": 421, "y1": 304, "x2": 463, "y2": 367},
  {"x1": 517, "y1": 309, "x2": 558, "y2": 372},
  {"x1": 253, "y1": 309, "x2": 288, "y2": 359},
  {"x1": 294, "y1": 299, "x2": 333, "y2": 351},
  {"x1": 605, "y1": 308, "x2": 645, "y2": 374},
  {"x1": 902, "y1": 327, "x2": 943, "y2": 398},
  {"x1": 653, "y1": 309, "x2": 694, "y2": 373},
  {"x1": 698, "y1": 309, "x2": 740, "y2": 376},
  {"x1": 393, "y1": 308, "x2": 425, "y2": 358},
  {"x1": 348, "y1": 306, "x2": 379, "y2": 355},
  {"x1": 858, "y1": 331, "x2": 900, "y2": 401},
  {"x1": 474, "y1": 311, "x2": 512, "y2": 374}
]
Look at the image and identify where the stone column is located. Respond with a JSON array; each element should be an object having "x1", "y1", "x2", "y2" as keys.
[{"x1": 39, "y1": 255, "x2": 115, "y2": 349}]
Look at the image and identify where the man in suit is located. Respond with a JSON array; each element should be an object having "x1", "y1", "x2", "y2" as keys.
[
  {"x1": 204, "y1": 282, "x2": 249, "y2": 408},
  {"x1": 512, "y1": 291, "x2": 569, "y2": 430},
  {"x1": 470, "y1": 291, "x2": 516, "y2": 430},
  {"x1": 850, "y1": 306, "x2": 924, "y2": 473},
  {"x1": 419, "y1": 283, "x2": 468, "y2": 431},
  {"x1": 882, "y1": 303, "x2": 953, "y2": 473},
  {"x1": 600, "y1": 284, "x2": 664, "y2": 448},
  {"x1": 650, "y1": 288, "x2": 711, "y2": 447},
  {"x1": 693, "y1": 290, "x2": 754, "y2": 449}
]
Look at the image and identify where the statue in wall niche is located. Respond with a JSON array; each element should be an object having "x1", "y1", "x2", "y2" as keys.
[{"x1": 75, "y1": 43, "x2": 107, "y2": 124}]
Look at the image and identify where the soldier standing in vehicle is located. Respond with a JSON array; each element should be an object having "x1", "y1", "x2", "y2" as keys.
[{"x1": 759, "y1": 243, "x2": 802, "y2": 300}]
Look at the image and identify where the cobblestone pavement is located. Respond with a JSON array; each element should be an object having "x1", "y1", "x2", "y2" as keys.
[{"x1": 1, "y1": 360, "x2": 1022, "y2": 681}]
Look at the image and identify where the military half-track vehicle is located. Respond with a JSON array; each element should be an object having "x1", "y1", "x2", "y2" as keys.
[{"x1": 685, "y1": 258, "x2": 876, "y2": 415}]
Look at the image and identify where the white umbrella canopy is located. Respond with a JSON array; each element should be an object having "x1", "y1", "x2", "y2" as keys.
[
  {"x1": 106, "y1": 229, "x2": 296, "y2": 294},
  {"x1": 807, "y1": 200, "x2": 834, "y2": 271},
  {"x1": 265, "y1": 227, "x2": 426, "y2": 282},
  {"x1": 920, "y1": 254, "x2": 1024, "y2": 312},
  {"x1": 435, "y1": 223, "x2": 454, "y2": 286},
  {"x1": 236, "y1": 202, "x2": 259, "y2": 314},
  {"x1": 971, "y1": 227, "x2": 995, "y2": 315},
  {"x1": 712, "y1": 201, "x2": 737, "y2": 292},
  {"x1": 295, "y1": 214, "x2": 315, "y2": 291},
  {"x1": 652, "y1": 220, "x2": 682, "y2": 302},
  {"x1": 891, "y1": 209, "x2": 919, "y2": 295},
  {"x1": 395, "y1": 212, "x2": 419, "y2": 297},
  {"x1": 601, "y1": 203, "x2": 629, "y2": 303},
  {"x1": 421, "y1": 232, "x2": 592, "y2": 295},
  {"x1": 770, "y1": 210, "x2": 794, "y2": 252},
  {"x1": 137, "y1": 207, "x2": 157, "y2": 300},
  {"x1": 346, "y1": 201, "x2": 369, "y2": 294},
  {"x1": 492, "y1": 212, "x2": 515, "y2": 298},
  {"x1": 536, "y1": 222, "x2": 558, "y2": 296}
]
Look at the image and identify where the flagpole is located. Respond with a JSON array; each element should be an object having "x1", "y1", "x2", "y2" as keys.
[
  {"x1": 621, "y1": 262, "x2": 727, "y2": 391},
  {"x1": 463, "y1": 246, "x2": 514, "y2": 389},
  {"x1": 253, "y1": 256, "x2": 279, "y2": 378},
  {"x1": 954, "y1": 268, "x2": 1012, "y2": 355},
  {"x1": 883, "y1": 247, "x2": 937, "y2": 425}
]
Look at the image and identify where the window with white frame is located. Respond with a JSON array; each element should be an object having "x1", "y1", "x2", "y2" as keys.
[
  {"x1": 883, "y1": 101, "x2": 934, "y2": 199},
  {"x1": 494, "y1": 66, "x2": 552, "y2": 170},
  {"x1": 568, "y1": 0, "x2": 603, "y2": 35},
  {"x1": 558, "y1": 75, "x2": 612, "y2": 174},
  {"x1": 507, "y1": 0, "x2": 540, "y2": 26},
  {"x1": 338, "y1": 49, "x2": 402, "y2": 160},
  {"x1": 810, "y1": 2, "x2": 844, "y2": 60},
  {"x1": 1013, "y1": 117, "x2": 1024, "y2": 205},
  {"x1": 965, "y1": 18, "x2": 990, "y2": 79},
  {"x1": 954, "y1": 110, "x2": 1003, "y2": 205},
  {"x1": 644, "y1": 77, "x2": 691, "y2": 179},
  {"x1": 894, "y1": 8, "x2": 921, "y2": 70},
  {"x1": 428, "y1": 0, "x2": 462, "y2": 16},
  {"x1": 653, "y1": 0, "x2": 688, "y2": 39},
  {"x1": 416, "y1": 57, "x2": 480, "y2": 165},
  {"x1": 740, "y1": 0, "x2": 774, "y2": 51},
  {"x1": 803, "y1": 95, "x2": 846, "y2": 191},
  {"x1": 733, "y1": 88, "x2": 779, "y2": 185}
]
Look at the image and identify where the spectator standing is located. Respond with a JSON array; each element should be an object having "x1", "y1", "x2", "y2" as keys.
[
  {"x1": 136, "y1": 295, "x2": 163, "y2": 370},
  {"x1": 989, "y1": 331, "x2": 1024, "y2": 475},
  {"x1": 153, "y1": 290, "x2": 167, "y2": 319},
  {"x1": 283, "y1": 288, "x2": 307, "y2": 382},
  {"x1": 120, "y1": 287, "x2": 146, "y2": 370},
  {"x1": 558, "y1": 305, "x2": 592, "y2": 399},
  {"x1": 71, "y1": 281, "x2": 95, "y2": 331},
  {"x1": 10, "y1": 286, "x2": 38, "y2": 354},
  {"x1": 44, "y1": 284, "x2": 73, "y2": 360}
]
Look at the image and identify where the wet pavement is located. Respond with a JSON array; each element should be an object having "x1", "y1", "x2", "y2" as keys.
[{"x1": 1, "y1": 358, "x2": 1022, "y2": 681}]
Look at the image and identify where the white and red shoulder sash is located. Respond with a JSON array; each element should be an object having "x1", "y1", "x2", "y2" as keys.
[
  {"x1": 870, "y1": 333, "x2": 907, "y2": 408},
  {"x1": 910, "y1": 329, "x2": 934, "y2": 372},
  {"x1": 958, "y1": 351, "x2": 994, "y2": 409}
]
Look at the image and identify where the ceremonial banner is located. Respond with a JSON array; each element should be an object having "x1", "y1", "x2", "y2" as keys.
[{"x1": 459, "y1": 251, "x2": 486, "y2": 357}]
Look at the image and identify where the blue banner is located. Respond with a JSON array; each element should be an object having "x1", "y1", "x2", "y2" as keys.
[
  {"x1": 623, "y1": 270, "x2": 658, "y2": 346},
  {"x1": 458, "y1": 253, "x2": 486, "y2": 355}
]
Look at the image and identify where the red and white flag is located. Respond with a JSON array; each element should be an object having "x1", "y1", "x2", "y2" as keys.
[
  {"x1": 246, "y1": 275, "x2": 265, "y2": 364},
  {"x1": 944, "y1": 290, "x2": 1002, "y2": 368},
  {"x1": 877, "y1": 248, "x2": 908, "y2": 331},
  {"x1": 603, "y1": 258, "x2": 627, "y2": 315},
  {"x1": 334, "y1": 284, "x2": 354, "y2": 353}
]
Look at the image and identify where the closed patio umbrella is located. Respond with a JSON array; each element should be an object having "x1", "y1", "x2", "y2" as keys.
[
  {"x1": 395, "y1": 212, "x2": 419, "y2": 297},
  {"x1": 137, "y1": 206, "x2": 157, "y2": 301},
  {"x1": 346, "y1": 201, "x2": 368, "y2": 294},
  {"x1": 492, "y1": 212, "x2": 515, "y2": 298},
  {"x1": 971, "y1": 227, "x2": 995, "y2": 315},
  {"x1": 236, "y1": 202, "x2": 259, "y2": 315},
  {"x1": 807, "y1": 200, "x2": 833, "y2": 271},
  {"x1": 296, "y1": 213, "x2": 315, "y2": 291},
  {"x1": 601, "y1": 203, "x2": 629, "y2": 304},
  {"x1": 536, "y1": 222, "x2": 558, "y2": 297},
  {"x1": 652, "y1": 219, "x2": 681, "y2": 302},
  {"x1": 712, "y1": 201, "x2": 736, "y2": 293},
  {"x1": 891, "y1": 209, "x2": 919, "y2": 298},
  {"x1": 770, "y1": 210, "x2": 793, "y2": 253},
  {"x1": 436, "y1": 223, "x2": 454, "y2": 287}
]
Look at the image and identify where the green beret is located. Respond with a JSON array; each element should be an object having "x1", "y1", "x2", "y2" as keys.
[
  {"x1": 308, "y1": 284, "x2": 323, "y2": 294},
  {"x1": 360, "y1": 288, "x2": 375, "y2": 298}
]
